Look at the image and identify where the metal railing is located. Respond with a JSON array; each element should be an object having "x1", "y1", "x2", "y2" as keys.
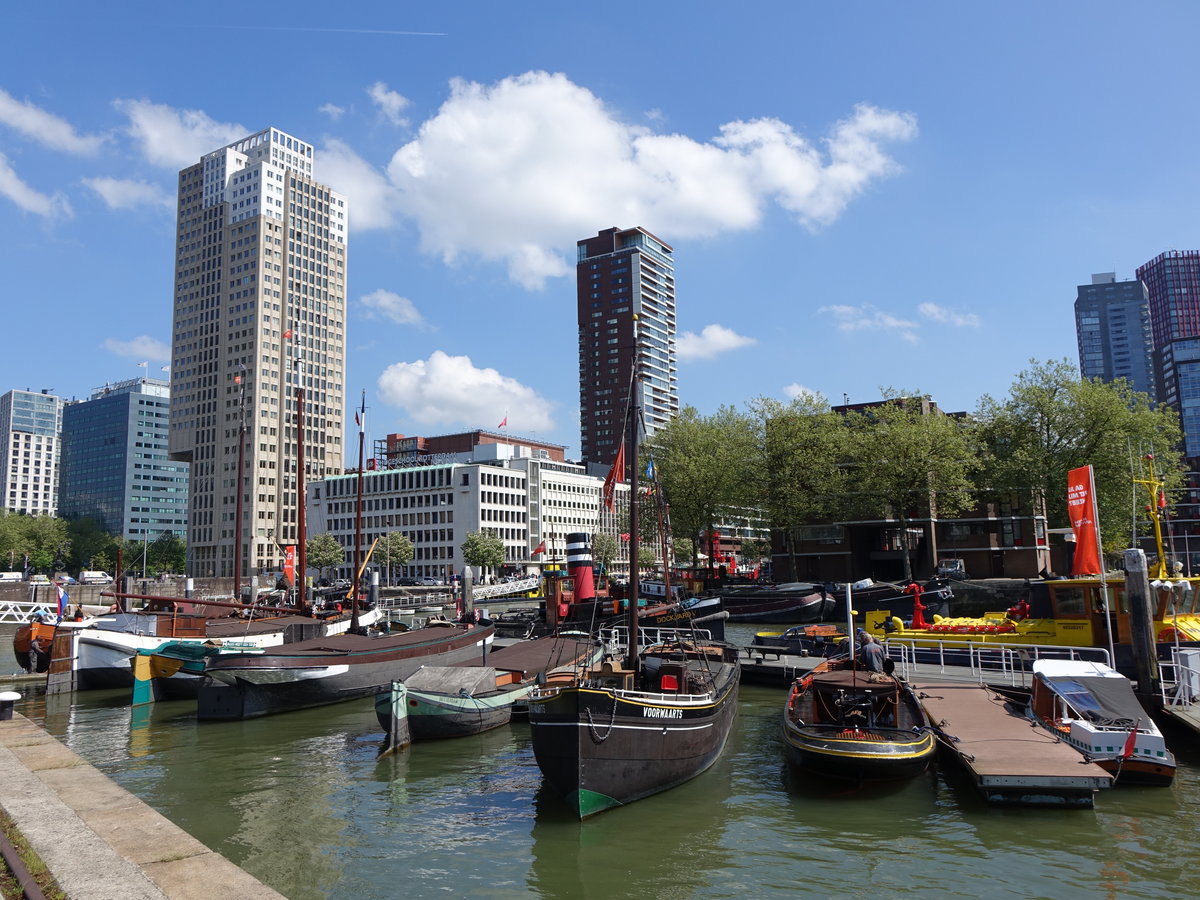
[
  {"x1": 883, "y1": 637, "x2": 1111, "y2": 688},
  {"x1": 600, "y1": 625, "x2": 715, "y2": 655}
]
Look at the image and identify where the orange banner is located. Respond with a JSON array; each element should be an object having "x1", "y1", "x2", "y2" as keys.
[
  {"x1": 283, "y1": 545, "x2": 296, "y2": 586},
  {"x1": 1067, "y1": 465, "x2": 1102, "y2": 575}
]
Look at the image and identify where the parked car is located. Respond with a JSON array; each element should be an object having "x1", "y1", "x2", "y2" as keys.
[
  {"x1": 79, "y1": 570, "x2": 113, "y2": 584},
  {"x1": 54, "y1": 574, "x2": 77, "y2": 585},
  {"x1": 417, "y1": 576, "x2": 445, "y2": 586},
  {"x1": 28, "y1": 574, "x2": 50, "y2": 584}
]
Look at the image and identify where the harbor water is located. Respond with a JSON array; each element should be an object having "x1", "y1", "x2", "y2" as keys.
[{"x1": 3, "y1": 622, "x2": 1200, "y2": 899}]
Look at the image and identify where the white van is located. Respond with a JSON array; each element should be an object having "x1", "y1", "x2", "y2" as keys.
[
  {"x1": 79, "y1": 571, "x2": 113, "y2": 584},
  {"x1": 0, "y1": 572, "x2": 21, "y2": 584}
]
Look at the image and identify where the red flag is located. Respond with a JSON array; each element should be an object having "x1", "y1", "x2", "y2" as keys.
[
  {"x1": 1122, "y1": 723, "x2": 1139, "y2": 759},
  {"x1": 1067, "y1": 465, "x2": 1102, "y2": 576},
  {"x1": 355, "y1": 409, "x2": 362, "y2": 428},
  {"x1": 498, "y1": 416, "x2": 507, "y2": 428},
  {"x1": 532, "y1": 541, "x2": 545, "y2": 555},
  {"x1": 603, "y1": 441, "x2": 625, "y2": 511}
]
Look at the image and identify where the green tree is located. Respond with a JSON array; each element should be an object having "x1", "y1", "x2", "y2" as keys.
[
  {"x1": 147, "y1": 533, "x2": 186, "y2": 575},
  {"x1": 749, "y1": 394, "x2": 851, "y2": 580},
  {"x1": 306, "y1": 532, "x2": 345, "y2": 580},
  {"x1": 845, "y1": 393, "x2": 979, "y2": 582},
  {"x1": 647, "y1": 405, "x2": 758, "y2": 567},
  {"x1": 591, "y1": 532, "x2": 618, "y2": 574},
  {"x1": 19, "y1": 516, "x2": 71, "y2": 575},
  {"x1": 66, "y1": 518, "x2": 117, "y2": 574},
  {"x1": 376, "y1": 532, "x2": 414, "y2": 585},
  {"x1": 461, "y1": 530, "x2": 505, "y2": 577},
  {"x1": 976, "y1": 359, "x2": 1184, "y2": 559}
]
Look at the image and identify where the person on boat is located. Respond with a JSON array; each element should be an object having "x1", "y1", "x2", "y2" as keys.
[{"x1": 859, "y1": 635, "x2": 885, "y2": 673}]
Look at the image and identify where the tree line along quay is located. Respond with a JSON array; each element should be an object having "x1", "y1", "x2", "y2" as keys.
[{"x1": 646, "y1": 358, "x2": 1181, "y2": 582}]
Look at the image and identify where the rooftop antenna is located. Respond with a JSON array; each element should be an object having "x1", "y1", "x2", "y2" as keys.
[{"x1": 843, "y1": 393, "x2": 850, "y2": 406}]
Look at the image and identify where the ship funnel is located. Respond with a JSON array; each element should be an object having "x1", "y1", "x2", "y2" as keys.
[{"x1": 566, "y1": 532, "x2": 596, "y2": 601}]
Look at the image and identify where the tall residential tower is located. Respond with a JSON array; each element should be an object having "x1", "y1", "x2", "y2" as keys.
[
  {"x1": 1137, "y1": 251, "x2": 1200, "y2": 458},
  {"x1": 0, "y1": 389, "x2": 63, "y2": 516},
  {"x1": 169, "y1": 128, "x2": 348, "y2": 577},
  {"x1": 576, "y1": 227, "x2": 678, "y2": 467}
]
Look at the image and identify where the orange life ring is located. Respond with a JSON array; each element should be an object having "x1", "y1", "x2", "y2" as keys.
[{"x1": 1158, "y1": 627, "x2": 1180, "y2": 642}]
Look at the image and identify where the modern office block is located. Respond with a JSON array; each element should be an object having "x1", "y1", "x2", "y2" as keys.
[
  {"x1": 1074, "y1": 272, "x2": 1155, "y2": 398},
  {"x1": 59, "y1": 377, "x2": 188, "y2": 540}
]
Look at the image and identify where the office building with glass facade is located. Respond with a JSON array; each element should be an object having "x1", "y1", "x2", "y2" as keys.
[{"x1": 59, "y1": 377, "x2": 188, "y2": 540}]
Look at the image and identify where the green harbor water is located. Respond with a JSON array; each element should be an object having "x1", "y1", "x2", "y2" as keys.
[{"x1": 4, "y1": 622, "x2": 1200, "y2": 899}]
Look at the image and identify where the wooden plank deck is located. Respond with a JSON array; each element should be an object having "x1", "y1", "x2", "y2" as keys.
[{"x1": 913, "y1": 680, "x2": 1113, "y2": 807}]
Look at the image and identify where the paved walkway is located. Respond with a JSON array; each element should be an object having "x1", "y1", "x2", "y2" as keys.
[{"x1": 0, "y1": 713, "x2": 285, "y2": 899}]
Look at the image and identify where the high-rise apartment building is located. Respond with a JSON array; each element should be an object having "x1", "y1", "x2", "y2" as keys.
[
  {"x1": 1074, "y1": 272, "x2": 1155, "y2": 398},
  {"x1": 59, "y1": 377, "x2": 189, "y2": 540},
  {"x1": 169, "y1": 128, "x2": 348, "y2": 577},
  {"x1": 0, "y1": 389, "x2": 63, "y2": 516},
  {"x1": 1138, "y1": 251, "x2": 1200, "y2": 459},
  {"x1": 576, "y1": 227, "x2": 678, "y2": 467}
]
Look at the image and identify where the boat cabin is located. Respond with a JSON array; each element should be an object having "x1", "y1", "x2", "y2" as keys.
[{"x1": 1031, "y1": 576, "x2": 1200, "y2": 646}]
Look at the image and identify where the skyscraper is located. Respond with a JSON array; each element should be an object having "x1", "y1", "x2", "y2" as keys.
[
  {"x1": 1073, "y1": 272, "x2": 1155, "y2": 398},
  {"x1": 1137, "y1": 251, "x2": 1200, "y2": 458},
  {"x1": 59, "y1": 377, "x2": 189, "y2": 540},
  {"x1": 0, "y1": 389, "x2": 63, "y2": 516},
  {"x1": 576, "y1": 227, "x2": 678, "y2": 467},
  {"x1": 169, "y1": 129, "x2": 348, "y2": 577}
]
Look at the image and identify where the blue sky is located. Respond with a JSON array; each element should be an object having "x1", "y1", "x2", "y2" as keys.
[{"x1": 3, "y1": 2, "x2": 1200, "y2": 458}]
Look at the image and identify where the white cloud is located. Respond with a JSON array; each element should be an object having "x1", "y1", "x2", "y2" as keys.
[
  {"x1": 677, "y1": 324, "x2": 756, "y2": 361},
  {"x1": 784, "y1": 383, "x2": 820, "y2": 402},
  {"x1": 378, "y1": 350, "x2": 554, "y2": 431},
  {"x1": 385, "y1": 71, "x2": 916, "y2": 288},
  {"x1": 318, "y1": 103, "x2": 346, "y2": 120},
  {"x1": 818, "y1": 304, "x2": 920, "y2": 343},
  {"x1": 0, "y1": 89, "x2": 105, "y2": 155},
  {"x1": 368, "y1": 81, "x2": 410, "y2": 126},
  {"x1": 83, "y1": 176, "x2": 173, "y2": 210},
  {"x1": 918, "y1": 302, "x2": 981, "y2": 327},
  {"x1": 115, "y1": 99, "x2": 246, "y2": 168},
  {"x1": 103, "y1": 335, "x2": 170, "y2": 361},
  {"x1": 360, "y1": 289, "x2": 425, "y2": 327},
  {"x1": 315, "y1": 138, "x2": 402, "y2": 231},
  {"x1": 0, "y1": 154, "x2": 72, "y2": 218}
]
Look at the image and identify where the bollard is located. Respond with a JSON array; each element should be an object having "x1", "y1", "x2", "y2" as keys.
[{"x1": 0, "y1": 691, "x2": 21, "y2": 721}]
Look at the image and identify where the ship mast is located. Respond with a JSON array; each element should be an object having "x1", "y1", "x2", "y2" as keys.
[{"x1": 625, "y1": 315, "x2": 642, "y2": 672}]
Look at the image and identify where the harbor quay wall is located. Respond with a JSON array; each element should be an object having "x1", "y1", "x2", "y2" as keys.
[{"x1": 0, "y1": 712, "x2": 286, "y2": 900}]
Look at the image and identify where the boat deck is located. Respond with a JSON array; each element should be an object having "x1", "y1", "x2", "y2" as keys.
[{"x1": 912, "y1": 680, "x2": 1113, "y2": 807}]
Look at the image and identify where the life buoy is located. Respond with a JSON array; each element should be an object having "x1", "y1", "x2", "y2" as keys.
[{"x1": 1158, "y1": 627, "x2": 1180, "y2": 642}]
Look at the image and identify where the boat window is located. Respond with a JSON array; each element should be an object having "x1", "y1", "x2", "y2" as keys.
[
  {"x1": 1051, "y1": 587, "x2": 1087, "y2": 616},
  {"x1": 1052, "y1": 679, "x2": 1104, "y2": 716}
]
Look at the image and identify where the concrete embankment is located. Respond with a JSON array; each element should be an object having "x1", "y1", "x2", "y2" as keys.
[{"x1": 0, "y1": 712, "x2": 285, "y2": 899}]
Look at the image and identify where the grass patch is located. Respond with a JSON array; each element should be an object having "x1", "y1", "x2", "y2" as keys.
[{"x1": 0, "y1": 808, "x2": 66, "y2": 900}]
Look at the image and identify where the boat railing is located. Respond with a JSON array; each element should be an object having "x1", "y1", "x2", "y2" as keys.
[
  {"x1": 600, "y1": 626, "x2": 714, "y2": 655},
  {"x1": 1159, "y1": 646, "x2": 1200, "y2": 708},
  {"x1": 883, "y1": 637, "x2": 1111, "y2": 688}
]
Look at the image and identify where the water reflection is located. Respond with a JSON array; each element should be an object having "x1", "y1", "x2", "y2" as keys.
[{"x1": 4, "y1": 628, "x2": 1200, "y2": 899}]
